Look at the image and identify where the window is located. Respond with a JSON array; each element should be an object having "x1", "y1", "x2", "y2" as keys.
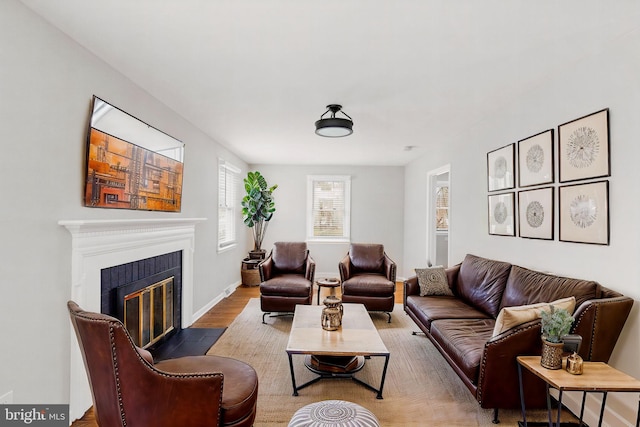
[
  {"x1": 218, "y1": 159, "x2": 240, "y2": 250},
  {"x1": 307, "y1": 175, "x2": 351, "y2": 241}
]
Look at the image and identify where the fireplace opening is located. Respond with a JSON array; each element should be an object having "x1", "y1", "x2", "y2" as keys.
[
  {"x1": 121, "y1": 277, "x2": 175, "y2": 348},
  {"x1": 102, "y1": 251, "x2": 182, "y2": 352}
]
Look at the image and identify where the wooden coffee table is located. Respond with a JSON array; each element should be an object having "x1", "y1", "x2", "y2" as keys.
[{"x1": 286, "y1": 303, "x2": 390, "y2": 399}]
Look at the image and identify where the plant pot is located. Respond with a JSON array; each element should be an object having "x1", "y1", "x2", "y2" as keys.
[
  {"x1": 541, "y1": 338, "x2": 564, "y2": 370},
  {"x1": 249, "y1": 249, "x2": 266, "y2": 260}
]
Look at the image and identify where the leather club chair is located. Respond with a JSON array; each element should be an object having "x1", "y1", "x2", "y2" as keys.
[
  {"x1": 259, "y1": 241, "x2": 315, "y2": 323},
  {"x1": 68, "y1": 301, "x2": 258, "y2": 427},
  {"x1": 339, "y1": 243, "x2": 397, "y2": 322}
]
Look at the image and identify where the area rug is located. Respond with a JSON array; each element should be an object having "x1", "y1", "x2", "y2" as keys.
[{"x1": 208, "y1": 299, "x2": 571, "y2": 426}]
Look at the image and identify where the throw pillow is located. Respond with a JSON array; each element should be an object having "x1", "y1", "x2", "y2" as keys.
[
  {"x1": 492, "y1": 296, "x2": 576, "y2": 337},
  {"x1": 415, "y1": 266, "x2": 453, "y2": 296}
]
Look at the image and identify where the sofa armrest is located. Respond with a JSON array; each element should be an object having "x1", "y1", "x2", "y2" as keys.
[
  {"x1": 383, "y1": 253, "x2": 397, "y2": 282},
  {"x1": 476, "y1": 320, "x2": 547, "y2": 409},
  {"x1": 572, "y1": 296, "x2": 634, "y2": 362},
  {"x1": 338, "y1": 253, "x2": 351, "y2": 282},
  {"x1": 445, "y1": 263, "x2": 461, "y2": 290}
]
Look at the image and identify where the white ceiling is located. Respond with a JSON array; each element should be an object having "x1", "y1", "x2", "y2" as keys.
[{"x1": 19, "y1": 0, "x2": 640, "y2": 166}]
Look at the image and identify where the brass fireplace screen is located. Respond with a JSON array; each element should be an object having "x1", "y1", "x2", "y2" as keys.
[{"x1": 124, "y1": 277, "x2": 174, "y2": 348}]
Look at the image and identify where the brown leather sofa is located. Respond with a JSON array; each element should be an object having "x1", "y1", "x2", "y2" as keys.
[
  {"x1": 404, "y1": 254, "x2": 633, "y2": 423},
  {"x1": 68, "y1": 301, "x2": 258, "y2": 427},
  {"x1": 339, "y1": 243, "x2": 397, "y2": 322},
  {"x1": 259, "y1": 241, "x2": 315, "y2": 323}
]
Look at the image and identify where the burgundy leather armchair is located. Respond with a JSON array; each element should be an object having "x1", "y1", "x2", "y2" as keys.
[
  {"x1": 259, "y1": 242, "x2": 315, "y2": 323},
  {"x1": 339, "y1": 243, "x2": 397, "y2": 322},
  {"x1": 68, "y1": 301, "x2": 258, "y2": 427}
]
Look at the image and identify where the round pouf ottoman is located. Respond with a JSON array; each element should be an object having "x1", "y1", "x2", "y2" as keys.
[{"x1": 288, "y1": 400, "x2": 380, "y2": 427}]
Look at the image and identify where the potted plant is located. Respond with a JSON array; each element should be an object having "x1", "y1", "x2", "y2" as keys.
[
  {"x1": 540, "y1": 305, "x2": 574, "y2": 369},
  {"x1": 241, "y1": 171, "x2": 278, "y2": 259}
]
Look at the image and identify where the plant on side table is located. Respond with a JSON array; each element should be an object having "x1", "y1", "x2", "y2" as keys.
[
  {"x1": 540, "y1": 305, "x2": 574, "y2": 369},
  {"x1": 241, "y1": 171, "x2": 278, "y2": 259}
]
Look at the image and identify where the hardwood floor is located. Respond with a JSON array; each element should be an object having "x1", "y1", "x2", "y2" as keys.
[{"x1": 71, "y1": 283, "x2": 404, "y2": 425}]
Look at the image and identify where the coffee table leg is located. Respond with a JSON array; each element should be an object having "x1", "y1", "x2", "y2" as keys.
[
  {"x1": 287, "y1": 352, "x2": 299, "y2": 396},
  {"x1": 377, "y1": 354, "x2": 390, "y2": 399}
]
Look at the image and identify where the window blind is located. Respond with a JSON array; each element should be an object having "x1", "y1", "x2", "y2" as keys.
[{"x1": 218, "y1": 159, "x2": 240, "y2": 249}]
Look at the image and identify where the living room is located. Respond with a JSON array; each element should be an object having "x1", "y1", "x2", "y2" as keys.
[{"x1": 2, "y1": 1, "x2": 640, "y2": 426}]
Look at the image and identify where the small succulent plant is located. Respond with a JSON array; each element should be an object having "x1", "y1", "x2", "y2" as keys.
[{"x1": 540, "y1": 305, "x2": 574, "y2": 343}]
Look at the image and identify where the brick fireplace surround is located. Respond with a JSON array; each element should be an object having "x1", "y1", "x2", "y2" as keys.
[{"x1": 60, "y1": 218, "x2": 205, "y2": 421}]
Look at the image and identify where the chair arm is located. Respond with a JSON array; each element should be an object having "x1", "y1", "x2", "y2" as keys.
[
  {"x1": 383, "y1": 253, "x2": 397, "y2": 282},
  {"x1": 338, "y1": 253, "x2": 351, "y2": 282},
  {"x1": 305, "y1": 255, "x2": 316, "y2": 282},
  {"x1": 476, "y1": 320, "x2": 546, "y2": 409},
  {"x1": 258, "y1": 253, "x2": 274, "y2": 281},
  {"x1": 115, "y1": 338, "x2": 223, "y2": 426}
]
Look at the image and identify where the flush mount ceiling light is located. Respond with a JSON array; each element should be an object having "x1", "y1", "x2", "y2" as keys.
[{"x1": 315, "y1": 104, "x2": 353, "y2": 137}]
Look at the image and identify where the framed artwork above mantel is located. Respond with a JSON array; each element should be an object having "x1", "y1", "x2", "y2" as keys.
[{"x1": 83, "y1": 96, "x2": 185, "y2": 212}]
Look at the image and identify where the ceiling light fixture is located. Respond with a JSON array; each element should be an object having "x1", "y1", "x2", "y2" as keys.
[{"x1": 315, "y1": 104, "x2": 353, "y2": 137}]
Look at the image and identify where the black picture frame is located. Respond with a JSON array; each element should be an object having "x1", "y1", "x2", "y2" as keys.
[{"x1": 558, "y1": 109, "x2": 610, "y2": 183}]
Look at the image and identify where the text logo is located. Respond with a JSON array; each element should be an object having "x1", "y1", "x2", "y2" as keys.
[{"x1": 1, "y1": 405, "x2": 68, "y2": 426}]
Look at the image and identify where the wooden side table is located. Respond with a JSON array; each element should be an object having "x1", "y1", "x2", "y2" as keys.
[
  {"x1": 316, "y1": 278, "x2": 341, "y2": 304},
  {"x1": 517, "y1": 355, "x2": 640, "y2": 427}
]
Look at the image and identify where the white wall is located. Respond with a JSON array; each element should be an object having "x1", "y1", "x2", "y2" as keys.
[
  {"x1": 248, "y1": 165, "x2": 405, "y2": 278},
  {"x1": 403, "y1": 24, "x2": 640, "y2": 424},
  {"x1": 0, "y1": 0, "x2": 248, "y2": 410}
]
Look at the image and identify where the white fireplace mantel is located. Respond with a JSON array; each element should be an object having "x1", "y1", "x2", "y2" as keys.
[{"x1": 60, "y1": 217, "x2": 206, "y2": 422}]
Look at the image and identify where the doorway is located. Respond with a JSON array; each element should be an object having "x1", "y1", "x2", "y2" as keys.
[{"x1": 427, "y1": 165, "x2": 450, "y2": 267}]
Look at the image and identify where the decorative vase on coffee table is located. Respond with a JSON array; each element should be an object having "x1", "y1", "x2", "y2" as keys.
[{"x1": 321, "y1": 296, "x2": 343, "y2": 331}]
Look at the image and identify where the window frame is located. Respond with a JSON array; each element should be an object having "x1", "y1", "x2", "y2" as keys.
[
  {"x1": 306, "y1": 175, "x2": 351, "y2": 243},
  {"x1": 217, "y1": 159, "x2": 240, "y2": 251}
]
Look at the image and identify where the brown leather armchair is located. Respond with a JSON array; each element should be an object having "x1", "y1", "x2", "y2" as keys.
[
  {"x1": 68, "y1": 301, "x2": 258, "y2": 427},
  {"x1": 259, "y1": 242, "x2": 315, "y2": 323},
  {"x1": 339, "y1": 243, "x2": 397, "y2": 322}
]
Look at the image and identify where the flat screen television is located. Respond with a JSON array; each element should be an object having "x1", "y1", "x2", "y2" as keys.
[{"x1": 83, "y1": 95, "x2": 184, "y2": 212}]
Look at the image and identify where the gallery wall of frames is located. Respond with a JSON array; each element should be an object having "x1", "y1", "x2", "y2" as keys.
[{"x1": 487, "y1": 108, "x2": 610, "y2": 245}]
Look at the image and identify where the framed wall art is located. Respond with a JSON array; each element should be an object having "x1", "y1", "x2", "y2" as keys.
[
  {"x1": 518, "y1": 129, "x2": 554, "y2": 187},
  {"x1": 488, "y1": 192, "x2": 515, "y2": 236},
  {"x1": 559, "y1": 180, "x2": 609, "y2": 245},
  {"x1": 84, "y1": 96, "x2": 185, "y2": 212},
  {"x1": 558, "y1": 108, "x2": 610, "y2": 183},
  {"x1": 518, "y1": 187, "x2": 554, "y2": 240},
  {"x1": 487, "y1": 143, "x2": 515, "y2": 192}
]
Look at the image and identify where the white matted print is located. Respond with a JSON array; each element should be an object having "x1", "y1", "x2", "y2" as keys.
[
  {"x1": 518, "y1": 129, "x2": 554, "y2": 187},
  {"x1": 518, "y1": 187, "x2": 554, "y2": 240},
  {"x1": 487, "y1": 143, "x2": 515, "y2": 192},
  {"x1": 488, "y1": 192, "x2": 515, "y2": 236},
  {"x1": 559, "y1": 180, "x2": 609, "y2": 245},
  {"x1": 558, "y1": 109, "x2": 610, "y2": 183}
]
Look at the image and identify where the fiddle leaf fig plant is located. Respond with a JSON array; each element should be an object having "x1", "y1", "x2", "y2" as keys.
[
  {"x1": 241, "y1": 171, "x2": 277, "y2": 252},
  {"x1": 540, "y1": 305, "x2": 574, "y2": 343}
]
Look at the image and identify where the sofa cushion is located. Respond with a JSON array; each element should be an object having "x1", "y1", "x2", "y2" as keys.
[
  {"x1": 430, "y1": 318, "x2": 495, "y2": 385},
  {"x1": 415, "y1": 266, "x2": 453, "y2": 296},
  {"x1": 492, "y1": 296, "x2": 576, "y2": 337},
  {"x1": 405, "y1": 295, "x2": 490, "y2": 330},
  {"x1": 349, "y1": 244, "x2": 385, "y2": 273},
  {"x1": 501, "y1": 265, "x2": 599, "y2": 309},
  {"x1": 457, "y1": 254, "x2": 512, "y2": 318}
]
